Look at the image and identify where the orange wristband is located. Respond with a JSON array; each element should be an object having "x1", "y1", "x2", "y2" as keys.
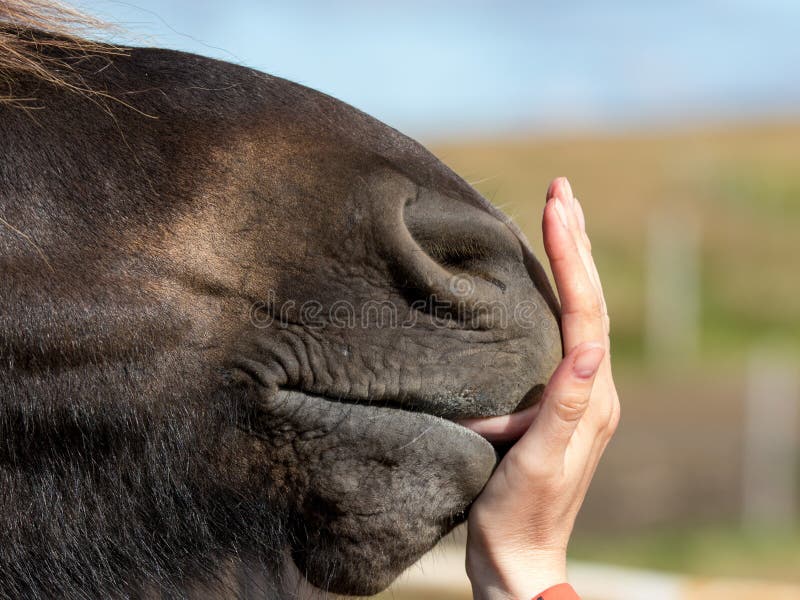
[{"x1": 532, "y1": 582, "x2": 579, "y2": 600}]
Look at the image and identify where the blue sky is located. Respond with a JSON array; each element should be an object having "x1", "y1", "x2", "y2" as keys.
[{"x1": 81, "y1": 1, "x2": 800, "y2": 140}]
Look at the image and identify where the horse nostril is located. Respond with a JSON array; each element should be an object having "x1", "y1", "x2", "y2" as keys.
[
  {"x1": 380, "y1": 187, "x2": 531, "y2": 327},
  {"x1": 405, "y1": 194, "x2": 520, "y2": 286}
]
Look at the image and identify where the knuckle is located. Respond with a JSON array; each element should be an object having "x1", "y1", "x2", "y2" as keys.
[
  {"x1": 591, "y1": 407, "x2": 613, "y2": 432},
  {"x1": 554, "y1": 392, "x2": 589, "y2": 423},
  {"x1": 606, "y1": 399, "x2": 621, "y2": 436},
  {"x1": 574, "y1": 297, "x2": 603, "y2": 319},
  {"x1": 588, "y1": 298, "x2": 603, "y2": 316},
  {"x1": 564, "y1": 300, "x2": 603, "y2": 322},
  {"x1": 505, "y1": 449, "x2": 556, "y2": 481}
]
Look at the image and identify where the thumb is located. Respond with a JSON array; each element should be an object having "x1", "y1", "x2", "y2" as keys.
[{"x1": 522, "y1": 342, "x2": 605, "y2": 459}]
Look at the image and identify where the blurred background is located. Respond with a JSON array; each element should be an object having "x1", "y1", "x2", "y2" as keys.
[{"x1": 82, "y1": 0, "x2": 799, "y2": 596}]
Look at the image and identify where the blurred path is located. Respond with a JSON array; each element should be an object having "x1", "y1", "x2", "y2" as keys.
[{"x1": 378, "y1": 543, "x2": 800, "y2": 600}]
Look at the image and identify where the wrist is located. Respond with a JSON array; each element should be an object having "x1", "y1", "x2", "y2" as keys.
[{"x1": 466, "y1": 546, "x2": 567, "y2": 600}]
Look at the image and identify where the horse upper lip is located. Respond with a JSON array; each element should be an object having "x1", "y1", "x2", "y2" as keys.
[{"x1": 276, "y1": 386, "x2": 517, "y2": 423}]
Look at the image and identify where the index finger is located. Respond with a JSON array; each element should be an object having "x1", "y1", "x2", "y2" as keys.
[{"x1": 543, "y1": 190, "x2": 605, "y2": 354}]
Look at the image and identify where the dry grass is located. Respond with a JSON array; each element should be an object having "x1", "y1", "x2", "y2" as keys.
[{"x1": 432, "y1": 121, "x2": 800, "y2": 362}]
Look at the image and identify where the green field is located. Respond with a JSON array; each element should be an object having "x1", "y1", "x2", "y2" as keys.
[
  {"x1": 570, "y1": 524, "x2": 800, "y2": 583},
  {"x1": 429, "y1": 121, "x2": 800, "y2": 582},
  {"x1": 433, "y1": 121, "x2": 800, "y2": 363}
]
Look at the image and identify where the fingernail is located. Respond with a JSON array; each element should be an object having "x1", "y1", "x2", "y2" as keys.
[
  {"x1": 546, "y1": 179, "x2": 557, "y2": 202},
  {"x1": 575, "y1": 197, "x2": 586, "y2": 232},
  {"x1": 553, "y1": 197, "x2": 568, "y2": 228},
  {"x1": 561, "y1": 177, "x2": 574, "y2": 205},
  {"x1": 573, "y1": 344, "x2": 605, "y2": 379}
]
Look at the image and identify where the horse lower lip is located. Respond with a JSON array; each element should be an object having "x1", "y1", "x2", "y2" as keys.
[{"x1": 276, "y1": 386, "x2": 536, "y2": 444}]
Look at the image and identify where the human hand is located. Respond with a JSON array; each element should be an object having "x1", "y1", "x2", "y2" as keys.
[{"x1": 461, "y1": 177, "x2": 619, "y2": 599}]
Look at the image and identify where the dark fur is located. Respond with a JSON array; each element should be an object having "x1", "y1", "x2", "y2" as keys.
[{"x1": 1, "y1": 23, "x2": 561, "y2": 600}]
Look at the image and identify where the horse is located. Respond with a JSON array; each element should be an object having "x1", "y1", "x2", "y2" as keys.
[{"x1": 0, "y1": 2, "x2": 562, "y2": 597}]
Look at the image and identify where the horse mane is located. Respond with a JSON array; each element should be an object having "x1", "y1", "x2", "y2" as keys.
[{"x1": 0, "y1": 0, "x2": 124, "y2": 105}]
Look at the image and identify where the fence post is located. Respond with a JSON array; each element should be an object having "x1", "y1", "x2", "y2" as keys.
[
  {"x1": 645, "y1": 211, "x2": 701, "y2": 363},
  {"x1": 741, "y1": 347, "x2": 800, "y2": 528}
]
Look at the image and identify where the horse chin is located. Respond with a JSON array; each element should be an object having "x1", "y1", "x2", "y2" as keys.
[{"x1": 268, "y1": 389, "x2": 496, "y2": 595}]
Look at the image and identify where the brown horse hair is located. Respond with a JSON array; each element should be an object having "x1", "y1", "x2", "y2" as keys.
[{"x1": 0, "y1": 0, "x2": 125, "y2": 105}]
